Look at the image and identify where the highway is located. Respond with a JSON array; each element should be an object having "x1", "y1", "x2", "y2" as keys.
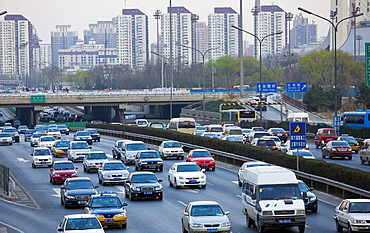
[{"x1": 0, "y1": 133, "x2": 351, "y2": 233}]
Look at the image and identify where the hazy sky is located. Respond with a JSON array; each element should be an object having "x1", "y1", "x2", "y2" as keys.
[{"x1": 2, "y1": 0, "x2": 331, "y2": 44}]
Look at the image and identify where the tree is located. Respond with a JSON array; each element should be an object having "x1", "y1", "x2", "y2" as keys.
[
  {"x1": 355, "y1": 83, "x2": 370, "y2": 110},
  {"x1": 303, "y1": 84, "x2": 342, "y2": 112}
]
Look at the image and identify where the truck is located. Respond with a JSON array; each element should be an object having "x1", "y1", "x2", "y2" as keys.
[
  {"x1": 287, "y1": 112, "x2": 309, "y2": 122},
  {"x1": 241, "y1": 165, "x2": 306, "y2": 233}
]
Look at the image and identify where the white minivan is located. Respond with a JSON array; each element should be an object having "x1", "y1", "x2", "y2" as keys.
[{"x1": 31, "y1": 147, "x2": 53, "y2": 168}]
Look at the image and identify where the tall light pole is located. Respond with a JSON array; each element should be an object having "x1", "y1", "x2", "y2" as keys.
[
  {"x1": 154, "y1": 10, "x2": 162, "y2": 87},
  {"x1": 298, "y1": 7, "x2": 363, "y2": 117},
  {"x1": 169, "y1": 0, "x2": 173, "y2": 119},
  {"x1": 181, "y1": 44, "x2": 219, "y2": 125},
  {"x1": 239, "y1": 0, "x2": 244, "y2": 98},
  {"x1": 191, "y1": 14, "x2": 199, "y2": 63},
  {"x1": 286, "y1": 12, "x2": 293, "y2": 64},
  {"x1": 232, "y1": 25, "x2": 282, "y2": 127},
  {"x1": 352, "y1": 6, "x2": 360, "y2": 61},
  {"x1": 0, "y1": 11, "x2": 7, "y2": 16}
]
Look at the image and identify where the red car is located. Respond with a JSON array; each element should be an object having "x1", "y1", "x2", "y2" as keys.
[
  {"x1": 322, "y1": 140, "x2": 352, "y2": 160},
  {"x1": 49, "y1": 161, "x2": 78, "y2": 185},
  {"x1": 186, "y1": 149, "x2": 216, "y2": 171}
]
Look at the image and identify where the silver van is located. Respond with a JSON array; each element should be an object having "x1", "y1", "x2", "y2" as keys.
[
  {"x1": 121, "y1": 141, "x2": 148, "y2": 165},
  {"x1": 360, "y1": 139, "x2": 370, "y2": 164}
]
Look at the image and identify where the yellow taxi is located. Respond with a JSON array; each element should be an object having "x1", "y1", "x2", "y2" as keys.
[
  {"x1": 84, "y1": 191, "x2": 128, "y2": 228},
  {"x1": 51, "y1": 139, "x2": 70, "y2": 157},
  {"x1": 337, "y1": 134, "x2": 360, "y2": 153}
]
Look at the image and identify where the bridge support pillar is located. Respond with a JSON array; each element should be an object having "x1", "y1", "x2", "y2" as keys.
[
  {"x1": 15, "y1": 107, "x2": 40, "y2": 128},
  {"x1": 119, "y1": 104, "x2": 127, "y2": 124},
  {"x1": 91, "y1": 106, "x2": 115, "y2": 123}
]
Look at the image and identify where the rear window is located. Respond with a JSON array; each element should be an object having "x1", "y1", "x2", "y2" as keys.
[
  {"x1": 323, "y1": 129, "x2": 336, "y2": 136},
  {"x1": 254, "y1": 132, "x2": 270, "y2": 138},
  {"x1": 229, "y1": 129, "x2": 242, "y2": 135},
  {"x1": 257, "y1": 140, "x2": 276, "y2": 146},
  {"x1": 210, "y1": 127, "x2": 223, "y2": 132}
]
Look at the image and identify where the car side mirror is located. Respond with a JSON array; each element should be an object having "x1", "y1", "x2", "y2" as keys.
[
  {"x1": 50, "y1": 168, "x2": 53, "y2": 171},
  {"x1": 31, "y1": 153, "x2": 33, "y2": 156},
  {"x1": 94, "y1": 186, "x2": 99, "y2": 189},
  {"x1": 225, "y1": 211, "x2": 230, "y2": 215},
  {"x1": 89, "y1": 146, "x2": 92, "y2": 149},
  {"x1": 84, "y1": 204, "x2": 90, "y2": 207},
  {"x1": 211, "y1": 154, "x2": 215, "y2": 157},
  {"x1": 57, "y1": 227, "x2": 63, "y2": 231},
  {"x1": 126, "y1": 180, "x2": 131, "y2": 184},
  {"x1": 184, "y1": 212, "x2": 189, "y2": 216},
  {"x1": 158, "y1": 179, "x2": 163, "y2": 182},
  {"x1": 75, "y1": 167, "x2": 78, "y2": 170},
  {"x1": 60, "y1": 187, "x2": 66, "y2": 190},
  {"x1": 122, "y1": 203, "x2": 128, "y2": 207},
  {"x1": 309, "y1": 188, "x2": 314, "y2": 191}
]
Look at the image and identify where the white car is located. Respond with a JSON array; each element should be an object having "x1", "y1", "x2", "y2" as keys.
[
  {"x1": 287, "y1": 150, "x2": 316, "y2": 159},
  {"x1": 31, "y1": 147, "x2": 53, "y2": 168},
  {"x1": 98, "y1": 160, "x2": 130, "y2": 185},
  {"x1": 38, "y1": 136, "x2": 56, "y2": 148},
  {"x1": 158, "y1": 140, "x2": 184, "y2": 159},
  {"x1": 237, "y1": 161, "x2": 268, "y2": 186},
  {"x1": 0, "y1": 133, "x2": 13, "y2": 145},
  {"x1": 68, "y1": 141, "x2": 91, "y2": 163},
  {"x1": 47, "y1": 128, "x2": 61, "y2": 139},
  {"x1": 168, "y1": 162, "x2": 206, "y2": 189},
  {"x1": 57, "y1": 214, "x2": 104, "y2": 233},
  {"x1": 334, "y1": 199, "x2": 370, "y2": 232},
  {"x1": 181, "y1": 201, "x2": 231, "y2": 233}
]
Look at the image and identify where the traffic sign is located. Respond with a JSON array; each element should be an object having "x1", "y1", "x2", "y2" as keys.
[
  {"x1": 333, "y1": 116, "x2": 341, "y2": 135},
  {"x1": 256, "y1": 82, "x2": 277, "y2": 93},
  {"x1": 289, "y1": 122, "x2": 306, "y2": 149},
  {"x1": 30, "y1": 95, "x2": 45, "y2": 103},
  {"x1": 366, "y1": 43, "x2": 370, "y2": 87},
  {"x1": 125, "y1": 114, "x2": 136, "y2": 120},
  {"x1": 286, "y1": 82, "x2": 307, "y2": 92}
]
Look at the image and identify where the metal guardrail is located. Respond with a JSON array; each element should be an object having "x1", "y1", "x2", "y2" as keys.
[
  {"x1": 95, "y1": 128, "x2": 370, "y2": 199},
  {"x1": 0, "y1": 164, "x2": 9, "y2": 196}
]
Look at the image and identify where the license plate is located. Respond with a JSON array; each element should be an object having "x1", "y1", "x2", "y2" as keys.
[
  {"x1": 207, "y1": 229, "x2": 218, "y2": 232},
  {"x1": 202, "y1": 164, "x2": 208, "y2": 167},
  {"x1": 62, "y1": 177, "x2": 68, "y2": 180},
  {"x1": 328, "y1": 138, "x2": 332, "y2": 141},
  {"x1": 78, "y1": 201, "x2": 87, "y2": 204},
  {"x1": 172, "y1": 153, "x2": 178, "y2": 156},
  {"x1": 104, "y1": 219, "x2": 114, "y2": 222},
  {"x1": 189, "y1": 180, "x2": 197, "y2": 183},
  {"x1": 144, "y1": 191, "x2": 152, "y2": 195},
  {"x1": 114, "y1": 178, "x2": 121, "y2": 180},
  {"x1": 79, "y1": 156, "x2": 84, "y2": 159},
  {"x1": 149, "y1": 166, "x2": 156, "y2": 169},
  {"x1": 339, "y1": 149, "x2": 346, "y2": 151},
  {"x1": 40, "y1": 162, "x2": 46, "y2": 164},
  {"x1": 277, "y1": 134, "x2": 282, "y2": 136},
  {"x1": 279, "y1": 219, "x2": 291, "y2": 223}
]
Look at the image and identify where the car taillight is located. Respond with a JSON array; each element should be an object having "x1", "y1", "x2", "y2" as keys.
[
  {"x1": 272, "y1": 146, "x2": 278, "y2": 149},
  {"x1": 271, "y1": 133, "x2": 276, "y2": 136},
  {"x1": 256, "y1": 145, "x2": 261, "y2": 147}
]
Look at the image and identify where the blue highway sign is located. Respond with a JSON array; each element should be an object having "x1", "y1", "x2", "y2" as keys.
[
  {"x1": 286, "y1": 82, "x2": 307, "y2": 92},
  {"x1": 256, "y1": 82, "x2": 277, "y2": 93},
  {"x1": 289, "y1": 122, "x2": 306, "y2": 149}
]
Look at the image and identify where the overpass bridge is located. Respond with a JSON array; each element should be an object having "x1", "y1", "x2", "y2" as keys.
[{"x1": 0, "y1": 90, "x2": 211, "y2": 126}]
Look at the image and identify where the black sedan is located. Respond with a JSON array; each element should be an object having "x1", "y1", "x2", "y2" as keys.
[
  {"x1": 60, "y1": 177, "x2": 99, "y2": 208},
  {"x1": 123, "y1": 172, "x2": 163, "y2": 201}
]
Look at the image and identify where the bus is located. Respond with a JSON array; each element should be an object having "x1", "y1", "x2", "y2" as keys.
[
  {"x1": 168, "y1": 117, "x2": 196, "y2": 134},
  {"x1": 342, "y1": 110, "x2": 370, "y2": 129},
  {"x1": 220, "y1": 109, "x2": 257, "y2": 125}
]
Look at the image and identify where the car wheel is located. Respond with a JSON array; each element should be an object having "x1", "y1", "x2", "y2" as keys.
[
  {"x1": 102, "y1": 180, "x2": 106, "y2": 186},
  {"x1": 135, "y1": 165, "x2": 138, "y2": 171},
  {"x1": 181, "y1": 156, "x2": 184, "y2": 160},
  {"x1": 83, "y1": 166, "x2": 86, "y2": 172},
  {"x1": 335, "y1": 220, "x2": 343, "y2": 232},
  {"x1": 125, "y1": 189, "x2": 129, "y2": 198},
  {"x1": 322, "y1": 152, "x2": 326, "y2": 158},
  {"x1": 61, "y1": 197, "x2": 64, "y2": 205},
  {"x1": 257, "y1": 218, "x2": 265, "y2": 233},
  {"x1": 129, "y1": 192, "x2": 135, "y2": 201},
  {"x1": 52, "y1": 178, "x2": 56, "y2": 185},
  {"x1": 122, "y1": 223, "x2": 127, "y2": 229},
  {"x1": 97, "y1": 139, "x2": 100, "y2": 142},
  {"x1": 348, "y1": 223, "x2": 353, "y2": 233},
  {"x1": 32, "y1": 163, "x2": 35, "y2": 168},
  {"x1": 174, "y1": 179, "x2": 179, "y2": 189},
  {"x1": 113, "y1": 153, "x2": 116, "y2": 159},
  {"x1": 64, "y1": 200, "x2": 69, "y2": 209},
  {"x1": 98, "y1": 177, "x2": 102, "y2": 184},
  {"x1": 182, "y1": 222, "x2": 188, "y2": 233},
  {"x1": 361, "y1": 158, "x2": 365, "y2": 164},
  {"x1": 201, "y1": 185, "x2": 206, "y2": 189},
  {"x1": 298, "y1": 225, "x2": 305, "y2": 233},
  {"x1": 329, "y1": 153, "x2": 332, "y2": 159},
  {"x1": 246, "y1": 212, "x2": 254, "y2": 227},
  {"x1": 315, "y1": 144, "x2": 319, "y2": 149},
  {"x1": 348, "y1": 156, "x2": 352, "y2": 160},
  {"x1": 49, "y1": 176, "x2": 52, "y2": 183},
  {"x1": 158, "y1": 195, "x2": 163, "y2": 200},
  {"x1": 168, "y1": 176, "x2": 173, "y2": 187},
  {"x1": 311, "y1": 205, "x2": 318, "y2": 213},
  {"x1": 212, "y1": 167, "x2": 215, "y2": 171},
  {"x1": 159, "y1": 167, "x2": 163, "y2": 172}
]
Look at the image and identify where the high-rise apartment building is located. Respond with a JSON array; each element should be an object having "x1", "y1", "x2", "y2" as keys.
[
  {"x1": 39, "y1": 44, "x2": 52, "y2": 66},
  {"x1": 51, "y1": 25, "x2": 78, "y2": 67},
  {"x1": 116, "y1": 9, "x2": 149, "y2": 69},
  {"x1": 290, "y1": 13, "x2": 317, "y2": 49},
  {"x1": 195, "y1": 22, "x2": 208, "y2": 63},
  {"x1": 208, "y1": 7, "x2": 240, "y2": 61},
  {"x1": 161, "y1": 6, "x2": 194, "y2": 66},
  {"x1": 257, "y1": 5, "x2": 285, "y2": 56},
  {"x1": 0, "y1": 14, "x2": 38, "y2": 86},
  {"x1": 84, "y1": 20, "x2": 116, "y2": 49}
]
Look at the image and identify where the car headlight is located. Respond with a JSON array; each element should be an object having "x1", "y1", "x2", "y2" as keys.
[
  {"x1": 72, "y1": 172, "x2": 78, "y2": 176},
  {"x1": 116, "y1": 213, "x2": 126, "y2": 217},
  {"x1": 157, "y1": 161, "x2": 163, "y2": 164},
  {"x1": 220, "y1": 222, "x2": 231, "y2": 227},
  {"x1": 66, "y1": 195, "x2": 76, "y2": 199},
  {"x1": 354, "y1": 220, "x2": 367, "y2": 224},
  {"x1": 178, "y1": 176, "x2": 185, "y2": 180},
  {"x1": 190, "y1": 223, "x2": 203, "y2": 228},
  {"x1": 201, "y1": 175, "x2": 205, "y2": 179},
  {"x1": 262, "y1": 211, "x2": 273, "y2": 216},
  {"x1": 75, "y1": 137, "x2": 81, "y2": 140},
  {"x1": 141, "y1": 162, "x2": 148, "y2": 164},
  {"x1": 155, "y1": 185, "x2": 162, "y2": 190},
  {"x1": 95, "y1": 214, "x2": 103, "y2": 218},
  {"x1": 296, "y1": 209, "x2": 305, "y2": 215},
  {"x1": 103, "y1": 174, "x2": 110, "y2": 178},
  {"x1": 209, "y1": 160, "x2": 215, "y2": 163},
  {"x1": 309, "y1": 196, "x2": 317, "y2": 202},
  {"x1": 132, "y1": 187, "x2": 141, "y2": 191}
]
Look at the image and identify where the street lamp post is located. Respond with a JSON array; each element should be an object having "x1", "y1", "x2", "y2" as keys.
[
  {"x1": 232, "y1": 25, "x2": 282, "y2": 127},
  {"x1": 298, "y1": 7, "x2": 363, "y2": 117},
  {"x1": 181, "y1": 44, "x2": 219, "y2": 125}
]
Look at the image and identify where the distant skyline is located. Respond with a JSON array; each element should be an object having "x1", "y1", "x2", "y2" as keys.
[{"x1": 2, "y1": 0, "x2": 331, "y2": 45}]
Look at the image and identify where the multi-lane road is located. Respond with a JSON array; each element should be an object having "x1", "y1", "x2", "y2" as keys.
[{"x1": 0, "y1": 132, "x2": 364, "y2": 233}]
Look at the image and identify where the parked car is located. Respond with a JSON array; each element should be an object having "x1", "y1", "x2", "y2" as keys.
[
  {"x1": 267, "y1": 127, "x2": 289, "y2": 142},
  {"x1": 68, "y1": 141, "x2": 91, "y2": 163},
  {"x1": 112, "y1": 139, "x2": 131, "y2": 159},
  {"x1": 158, "y1": 140, "x2": 184, "y2": 160},
  {"x1": 73, "y1": 131, "x2": 93, "y2": 145},
  {"x1": 98, "y1": 161, "x2": 130, "y2": 186},
  {"x1": 181, "y1": 201, "x2": 231, "y2": 233},
  {"x1": 60, "y1": 177, "x2": 99, "y2": 208},
  {"x1": 57, "y1": 214, "x2": 104, "y2": 232},
  {"x1": 334, "y1": 199, "x2": 370, "y2": 232},
  {"x1": 168, "y1": 162, "x2": 206, "y2": 189},
  {"x1": 31, "y1": 147, "x2": 53, "y2": 168},
  {"x1": 134, "y1": 150, "x2": 164, "y2": 172},
  {"x1": 0, "y1": 133, "x2": 13, "y2": 146},
  {"x1": 123, "y1": 172, "x2": 163, "y2": 201},
  {"x1": 322, "y1": 140, "x2": 352, "y2": 160},
  {"x1": 83, "y1": 151, "x2": 108, "y2": 173},
  {"x1": 298, "y1": 180, "x2": 318, "y2": 213},
  {"x1": 84, "y1": 128, "x2": 101, "y2": 142},
  {"x1": 84, "y1": 191, "x2": 128, "y2": 228},
  {"x1": 49, "y1": 161, "x2": 78, "y2": 185},
  {"x1": 186, "y1": 149, "x2": 216, "y2": 171}
]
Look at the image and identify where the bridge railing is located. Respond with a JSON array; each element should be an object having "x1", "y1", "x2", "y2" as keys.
[{"x1": 90, "y1": 128, "x2": 370, "y2": 199}]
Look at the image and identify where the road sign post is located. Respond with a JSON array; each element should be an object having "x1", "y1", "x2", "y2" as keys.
[
  {"x1": 366, "y1": 43, "x2": 370, "y2": 87},
  {"x1": 290, "y1": 122, "x2": 307, "y2": 171},
  {"x1": 333, "y1": 116, "x2": 341, "y2": 135}
]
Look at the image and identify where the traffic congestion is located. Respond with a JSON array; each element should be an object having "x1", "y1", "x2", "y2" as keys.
[{"x1": 0, "y1": 119, "x2": 369, "y2": 233}]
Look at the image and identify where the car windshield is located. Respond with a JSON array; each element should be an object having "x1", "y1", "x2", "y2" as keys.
[
  {"x1": 54, "y1": 163, "x2": 74, "y2": 170},
  {"x1": 91, "y1": 197, "x2": 122, "y2": 208},
  {"x1": 292, "y1": 151, "x2": 314, "y2": 157},
  {"x1": 255, "y1": 132, "x2": 270, "y2": 138},
  {"x1": 164, "y1": 142, "x2": 181, "y2": 148},
  {"x1": 270, "y1": 128, "x2": 285, "y2": 133},
  {"x1": 86, "y1": 130, "x2": 98, "y2": 134},
  {"x1": 349, "y1": 202, "x2": 370, "y2": 213},
  {"x1": 34, "y1": 149, "x2": 51, "y2": 155},
  {"x1": 150, "y1": 123, "x2": 164, "y2": 128},
  {"x1": 87, "y1": 153, "x2": 107, "y2": 159},
  {"x1": 3, "y1": 128, "x2": 16, "y2": 133},
  {"x1": 340, "y1": 137, "x2": 356, "y2": 142},
  {"x1": 65, "y1": 218, "x2": 101, "y2": 230},
  {"x1": 256, "y1": 140, "x2": 276, "y2": 146},
  {"x1": 57, "y1": 125, "x2": 67, "y2": 129},
  {"x1": 298, "y1": 181, "x2": 309, "y2": 192},
  {"x1": 191, "y1": 205, "x2": 224, "y2": 216},
  {"x1": 323, "y1": 130, "x2": 336, "y2": 136},
  {"x1": 130, "y1": 174, "x2": 158, "y2": 183},
  {"x1": 0, "y1": 133, "x2": 11, "y2": 137},
  {"x1": 258, "y1": 184, "x2": 301, "y2": 200},
  {"x1": 56, "y1": 141, "x2": 70, "y2": 147},
  {"x1": 77, "y1": 131, "x2": 90, "y2": 136},
  {"x1": 41, "y1": 137, "x2": 55, "y2": 141},
  {"x1": 229, "y1": 129, "x2": 242, "y2": 134},
  {"x1": 126, "y1": 143, "x2": 146, "y2": 151},
  {"x1": 26, "y1": 130, "x2": 36, "y2": 134},
  {"x1": 32, "y1": 133, "x2": 44, "y2": 138},
  {"x1": 210, "y1": 127, "x2": 223, "y2": 132},
  {"x1": 117, "y1": 141, "x2": 124, "y2": 148},
  {"x1": 245, "y1": 163, "x2": 267, "y2": 168},
  {"x1": 332, "y1": 141, "x2": 349, "y2": 147},
  {"x1": 67, "y1": 180, "x2": 94, "y2": 190},
  {"x1": 191, "y1": 151, "x2": 211, "y2": 158},
  {"x1": 48, "y1": 128, "x2": 59, "y2": 132},
  {"x1": 253, "y1": 127, "x2": 265, "y2": 131},
  {"x1": 177, "y1": 164, "x2": 201, "y2": 172},
  {"x1": 178, "y1": 121, "x2": 196, "y2": 129},
  {"x1": 226, "y1": 136, "x2": 242, "y2": 142},
  {"x1": 103, "y1": 163, "x2": 126, "y2": 170},
  {"x1": 140, "y1": 152, "x2": 159, "y2": 159},
  {"x1": 72, "y1": 143, "x2": 89, "y2": 149}
]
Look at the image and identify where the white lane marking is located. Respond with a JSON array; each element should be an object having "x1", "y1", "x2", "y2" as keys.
[
  {"x1": 231, "y1": 181, "x2": 239, "y2": 185},
  {"x1": 0, "y1": 220, "x2": 25, "y2": 233},
  {"x1": 178, "y1": 201, "x2": 187, "y2": 207},
  {"x1": 17, "y1": 158, "x2": 29, "y2": 162},
  {"x1": 52, "y1": 188, "x2": 61, "y2": 197},
  {"x1": 236, "y1": 194, "x2": 242, "y2": 198}
]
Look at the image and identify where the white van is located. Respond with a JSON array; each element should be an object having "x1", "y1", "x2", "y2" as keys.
[
  {"x1": 135, "y1": 119, "x2": 148, "y2": 127},
  {"x1": 241, "y1": 166, "x2": 306, "y2": 233},
  {"x1": 121, "y1": 141, "x2": 148, "y2": 164}
]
